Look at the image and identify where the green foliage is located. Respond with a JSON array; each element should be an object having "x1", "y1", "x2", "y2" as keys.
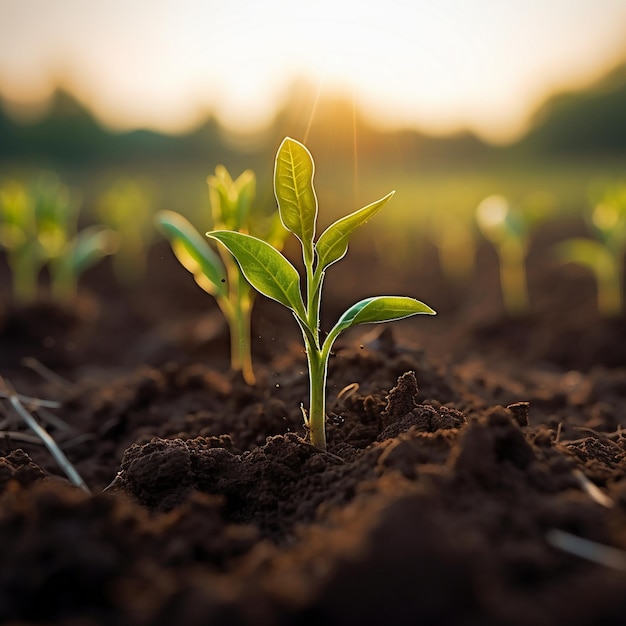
[
  {"x1": 208, "y1": 137, "x2": 435, "y2": 451},
  {"x1": 475, "y1": 194, "x2": 551, "y2": 316},
  {"x1": 96, "y1": 178, "x2": 155, "y2": 284},
  {"x1": 0, "y1": 173, "x2": 118, "y2": 305},
  {"x1": 156, "y1": 166, "x2": 287, "y2": 385},
  {"x1": 428, "y1": 204, "x2": 477, "y2": 284},
  {"x1": 555, "y1": 183, "x2": 626, "y2": 316}
]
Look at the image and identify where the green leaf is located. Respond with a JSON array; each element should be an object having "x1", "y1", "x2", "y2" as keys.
[
  {"x1": 316, "y1": 191, "x2": 394, "y2": 272},
  {"x1": 234, "y1": 169, "x2": 255, "y2": 228},
  {"x1": 155, "y1": 210, "x2": 227, "y2": 297},
  {"x1": 68, "y1": 226, "x2": 119, "y2": 274},
  {"x1": 332, "y1": 296, "x2": 436, "y2": 336},
  {"x1": 208, "y1": 170, "x2": 236, "y2": 230},
  {"x1": 274, "y1": 137, "x2": 318, "y2": 258},
  {"x1": 556, "y1": 239, "x2": 614, "y2": 275},
  {"x1": 207, "y1": 230, "x2": 306, "y2": 319}
]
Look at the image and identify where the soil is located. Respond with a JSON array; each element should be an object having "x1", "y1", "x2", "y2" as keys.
[{"x1": 1, "y1": 233, "x2": 626, "y2": 625}]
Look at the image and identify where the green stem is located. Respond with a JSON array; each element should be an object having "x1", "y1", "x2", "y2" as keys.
[
  {"x1": 218, "y1": 276, "x2": 256, "y2": 384},
  {"x1": 11, "y1": 254, "x2": 39, "y2": 304},
  {"x1": 597, "y1": 261, "x2": 622, "y2": 317},
  {"x1": 305, "y1": 257, "x2": 320, "y2": 346},
  {"x1": 233, "y1": 290, "x2": 255, "y2": 385},
  {"x1": 304, "y1": 338, "x2": 328, "y2": 451},
  {"x1": 49, "y1": 262, "x2": 77, "y2": 307},
  {"x1": 500, "y1": 244, "x2": 529, "y2": 316}
]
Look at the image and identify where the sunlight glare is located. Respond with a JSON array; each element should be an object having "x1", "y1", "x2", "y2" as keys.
[{"x1": 1, "y1": 0, "x2": 626, "y2": 141}]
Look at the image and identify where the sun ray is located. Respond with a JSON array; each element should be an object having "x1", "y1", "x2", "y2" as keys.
[
  {"x1": 351, "y1": 86, "x2": 359, "y2": 205},
  {"x1": 303, "y1": 78, "x2": 324, "y2": 145}
]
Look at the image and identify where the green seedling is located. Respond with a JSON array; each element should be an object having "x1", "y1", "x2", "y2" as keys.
[
  {"x1": 33, "y1": 173, "x2": 119, "y2": 304},
  {"x1": 207, "y1": 137, "x2": 435, "y2": 451},
  {"x1": 96, "y1": 178, "x2": 155, "y2": 284},
  {"x1": 556, "y1": 183, "x2": 626, "y2": 316},
  {"x1": 0, "y1": 180, "x2": 41, "y2": 303},
  {"x1": 156, "y1": 166, "x2": 286, "y2": 385},
  {"x1": 0, "y1": 173, "x2": 118, "y2": 305},
  {"x1": 429, "y1": 205, "x2": 477, "y2": 284},
  {"x1": 476, "y1": 194, "x2": 533, "y2": 316}
]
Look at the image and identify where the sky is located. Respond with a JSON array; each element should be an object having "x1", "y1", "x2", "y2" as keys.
[{"x1": 1, "y1": 0, "x2": 626, "y2": 143}]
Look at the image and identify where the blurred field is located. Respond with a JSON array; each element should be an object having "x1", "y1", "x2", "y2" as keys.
[
  {"x1": 2, "y1": 153, "x2": 625, "y2": 276},
  {"x1": 2, "y1": 65, "x2": 626, "y2": 306}
]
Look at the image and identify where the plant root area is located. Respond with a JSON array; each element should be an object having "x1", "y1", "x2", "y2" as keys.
[{"x1": 1, "y1": 239, "x2": 626, "y2": 625}]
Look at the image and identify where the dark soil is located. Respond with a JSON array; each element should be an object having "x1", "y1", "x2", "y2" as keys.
[{"x1": 1, "y1": 235, "x2": 626, "y2": 625}]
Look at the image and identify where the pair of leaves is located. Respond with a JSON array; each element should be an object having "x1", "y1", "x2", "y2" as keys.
[
  {"x1": 208, "y1": 225, "x2": 435, "y2": 336},
  {"x1": 208, "y1": 137, "x2": 435, "y2": 335},
  {"x1": 274, "y1": 137, "x2": 393, "y2": 272},
  {"x1": 209, "y1": 165, "x2": 256, "y2": 232}
]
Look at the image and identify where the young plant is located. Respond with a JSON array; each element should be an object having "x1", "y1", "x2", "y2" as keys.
[
  {"x1": 476, "y1": 194, "x2": 532, "y2": 316},
  {"x1": 207, "y1": 137, "x2": 435, "y2": 451},
  {"x1": 0, "y1": 180, "x2": 41, "y2": 303},
  {"x1": 429, "y1": 205, "x2": 477, "y2": 284},
  {"x1": 96, "y1": 177, "x2": 155, "y2": 284},
  {"x1": 155, "y1": 166, "x2": 286, "y2": 385},
  {"x1": 0, "y1": 173, "x2": 118, "y2": 305},
  {"x1": 555, "y1": 183, "x2": 626, "y2": 316},
  {"x1": 32, "y1": 173, "x2": 119, "y2": 304}
]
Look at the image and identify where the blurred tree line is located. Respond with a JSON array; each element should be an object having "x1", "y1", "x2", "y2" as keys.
[{"x1": 1, "y1": 58, "x2": 626, "y2": 169}]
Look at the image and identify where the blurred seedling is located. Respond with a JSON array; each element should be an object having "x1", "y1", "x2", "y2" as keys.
[
  {"x1": 555, "y1": 183, "x2": 626, "y2": 316},
  {"x1": 96, "y1": 177, "x2": 155, "y2": 284},
  {"x1": 476, "y1": 194, "x2": 551, "y2": 316},
  {"x1": 0, "y1": 173, "x2": 118, "y2": 305},
  {"x1": 156, "y1": 166, "x2": 286, "y2": 385},
  {"x1": 208, "y1": 137, "x2": 435, "y2": 452},
  {"x1": 429, "y1": 204, "x2": 477, "y2": 284},
  {"x1": 0, "y1": 179, "x2": 41, "y2": 302}
]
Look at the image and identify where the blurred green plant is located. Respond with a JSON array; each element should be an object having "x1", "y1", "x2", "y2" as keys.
[
  {"x1": 156, "y1": 165, "x2": 286, "y2": 385},
  {"x1": 476, "y1": 194, "x2": 530, "y2": 315},
  {"x1": 429, "y1": 205, "x2": 477, "y2": 284},
  {"x1": 0, "y1": 180, "x2": 41, "y2": 302},
  {"x1": 96, "y1": 178, "x2": 155, "y2": 284},
  {"x1": 475, "y1": 193, "x2": 555, "y2": 316},
  {"x1": 555, "y1": 183, "x2": 626, "y2": 316},
  {"x1": 208, "y1": 137, "x2": 435, "y2": 451},
  {"x1": 0, "y1": 173, "x2": 118, "y2": 305}
]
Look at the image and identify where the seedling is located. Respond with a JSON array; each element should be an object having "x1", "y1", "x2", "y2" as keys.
[
  {"x1": 155, "y1": 166, "x2": 286, "y2": 385},
  {"x1": 96, "y1": 178, "x2": 155, "y2": 284},
  {"x1": 0, "y1": 173, "x2": 118, "y2": 305},
  {"x1": 476, "y1": 194, "x2": 532, "y2": 316},
  {"x1": 429, "y1": 205, "x2": 477, "y2": 284},
  {"x1": 208, "y1": 137, "x2": 435, "y2": 451},
  {"x1": 0, "y1": 180, "x2": 41, "y2": 303},
  {"x1": 556, "y1": 183, "x2": 626, "y2": 316}
]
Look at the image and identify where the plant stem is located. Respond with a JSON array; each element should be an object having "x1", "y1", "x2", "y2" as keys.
[
  {"x1": 232, "y1": 291, "x2": 255, "y2": 385},
  {"x1": 218, "y1": 262, "x2": 256, "y2": 384},
  {"x1": 304, "y1": 340, "x2": 328, "y2": 451},
  {"x1": 500, "y1": 243, "x2": 529, "y2": 316},
  {"x1": 597, "y1": 260, "x2": 623, "y2": 317},
  {"x1": 12, "y1": 254, "x2": 39, "y2": 304}
]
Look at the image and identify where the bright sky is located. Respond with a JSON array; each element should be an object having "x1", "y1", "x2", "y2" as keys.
[{"x1": 1, "y1": 0, "x2": 626, "y2": 143}]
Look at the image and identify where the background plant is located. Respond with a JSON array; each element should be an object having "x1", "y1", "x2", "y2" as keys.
[
  {"x1": 429, "y1": 203, "x2": 477, "y2": 284},
  {"x1": 208, "y1": 137, "x2": 435, "y2": 452},
  {"x1": 96, "y1": 177, "x2": 155, "y2": 284},
  {"x1": 555, "y1": 182, "x2": 626, "y2": 316},
  {"x1": 0, "y1": 179, "x2": 41, "y2": 303},
  {"x1": 156, "y1": 165, "x2": 286, "y2": 385},
  {"x1": 0, "y1": 173, "x2": 118, "y2": 305},
  {"x1": 475, "y1": 193, "x2": 553, "y2": 316}
]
